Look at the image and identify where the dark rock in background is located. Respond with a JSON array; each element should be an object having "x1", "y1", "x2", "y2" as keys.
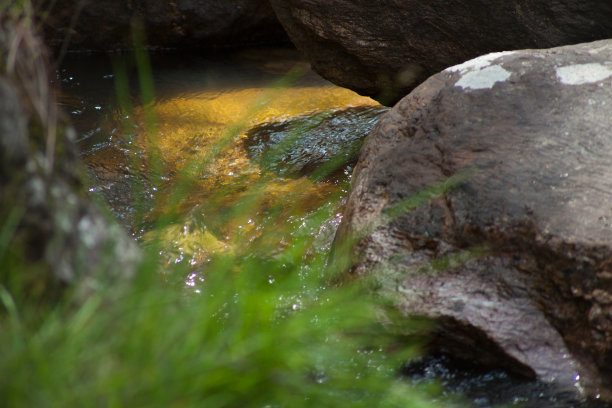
[
  {"x1": 39, "y1": 0, "x2": 290, "y2": 53},
  {"x1": 331, "y1": 39, "x2": 612, "y2": 399},
  {"x1": 269, "y1": 0, "x2": 612, "y2": 105}
]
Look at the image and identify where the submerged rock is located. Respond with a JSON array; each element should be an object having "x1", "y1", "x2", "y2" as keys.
[
  {"x1": 331, "y1": 39, "x2": 612, "y2": 399},
  {"x1": 40, "y1": 0, "x2": 290, "y2": 52},
  {"x1": 243, "y1": 106, "x2": 388, "y2": 180},
  {"x1": 269, "y1": 0, "x2": 612, "y2": 105},
  {"x1": 82, "y1": 144, "x2": 147, "y2": 230}
]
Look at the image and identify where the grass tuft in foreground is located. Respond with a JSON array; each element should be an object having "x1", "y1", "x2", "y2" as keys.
[{"x1": 0, "y1": 195, "x2": 436, "y2": 407}]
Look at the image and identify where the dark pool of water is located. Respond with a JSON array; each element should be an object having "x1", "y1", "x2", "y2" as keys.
[{"x1": 403, "y1": 355, "x2": 612, "y2": 408}]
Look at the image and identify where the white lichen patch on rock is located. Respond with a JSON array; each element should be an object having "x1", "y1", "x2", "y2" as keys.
[
  {"x1": 555, "y1": 63, "x2": 612, "y2": 85},
  {"x1": 446, "y1": 51, "x2": 515, "y2": 90},
  {"x1": 446, "y1": 51, "x2": 515, "y2": 74},
  {"x1": 455, "y1": 65, "x2": 512, "y2": 90}
]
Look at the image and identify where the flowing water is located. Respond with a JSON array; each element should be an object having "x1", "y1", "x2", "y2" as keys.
[
  {"x1": 57, "y1": 48, "x2": 386, "y2": 270},
  {"x1": 56, "y1": 48, "x2": 611, "y2": 408}
]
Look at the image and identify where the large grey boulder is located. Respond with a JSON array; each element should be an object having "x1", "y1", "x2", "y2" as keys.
[
  {"x1": 40, "y1": 0, "x2": 289, "y2": 52},
  {"x1": 331, "y1": 39, "x2": 612, "y2": 399},
  {"x1": 269, "y1": 0, "x2": 612, "y2": 105}
]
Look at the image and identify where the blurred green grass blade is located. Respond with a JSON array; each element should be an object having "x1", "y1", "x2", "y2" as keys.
[
  {"x1": 383, "y1": 168, "x2": 472, "y2": 220},
  {"x1": 0, "y1": 206, "x2": 23, "y2": 260}
]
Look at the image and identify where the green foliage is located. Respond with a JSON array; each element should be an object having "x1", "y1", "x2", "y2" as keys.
[{"x1": 0, "y1": 188, "x2": 436, "y2": 408}]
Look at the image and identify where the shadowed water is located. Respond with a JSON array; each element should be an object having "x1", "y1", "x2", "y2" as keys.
[{"x1": 403, "y1": 355, "x2": 611, "y2": 408}]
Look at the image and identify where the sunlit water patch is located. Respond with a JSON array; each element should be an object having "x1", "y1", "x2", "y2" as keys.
[{"x1": 57, "y1": 48, "x2": 387, "y2": 280}]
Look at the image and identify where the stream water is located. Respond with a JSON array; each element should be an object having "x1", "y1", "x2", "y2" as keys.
[
  {"x1": 56, "y1": 48, "x2": 611, "y2": 408},
  {"x1": 57, "y1": 48, "x2": 384, "y2": 267}
]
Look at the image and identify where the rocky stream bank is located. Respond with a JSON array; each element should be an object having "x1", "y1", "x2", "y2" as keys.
[{"x1": 4, "y1": 1, "x2": 612, "y2": 405}]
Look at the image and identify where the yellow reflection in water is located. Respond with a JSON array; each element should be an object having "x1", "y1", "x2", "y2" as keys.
[
  {"x1": 125, "y1": 85, "x2": 378, "y2": 264},
  {"x1": 154, "y1": 86, "x2": 377, "y2": 126},
  {"x1": 140, "y1": 86, "x2": 378, "y2": 170}
]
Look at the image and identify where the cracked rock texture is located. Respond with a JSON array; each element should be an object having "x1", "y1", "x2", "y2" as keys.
[
  {"x1": 331, "y1": 39, "x2": 612, "y2": 399},
  {"x1": 269, "y1": 0, "x2": 612, "y2": 105}
]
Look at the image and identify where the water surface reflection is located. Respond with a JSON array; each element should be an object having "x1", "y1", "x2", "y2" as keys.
[{"x1": 57, "y1": 48, "x2": 385, "y2": 271}]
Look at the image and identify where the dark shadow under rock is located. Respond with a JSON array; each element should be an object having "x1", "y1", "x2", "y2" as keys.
[
  {"x1": 403, "y1": 355, "x2": 612, "y2": 408},
  {"x1": 40, "y1": 0, "x2": 291, "y2": 53}
]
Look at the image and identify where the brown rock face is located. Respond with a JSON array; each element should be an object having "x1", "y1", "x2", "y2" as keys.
[
  {"x1": 331, "y1": 40, "x2": 612, "y2": 399},
  {"x1": 268, "y1": 0, "x2": 612, "y2": 105},
  {"x1": 40, "y1": 0, "x2": 289, "y2": 52}
]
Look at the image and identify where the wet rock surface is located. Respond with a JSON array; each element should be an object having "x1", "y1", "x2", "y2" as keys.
[
  {"x1": 331, "y1": 39, "x2": 612, "y2": 399},
  {"x1": 268, "y1": 0, "x2": 612, "y2": 105},
  {"x1": 41, "y1": 0, "x2": 290, "y2": 52},
  {"x1": 243, "y1": 106, "x2": 388, "y2": 180}
]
